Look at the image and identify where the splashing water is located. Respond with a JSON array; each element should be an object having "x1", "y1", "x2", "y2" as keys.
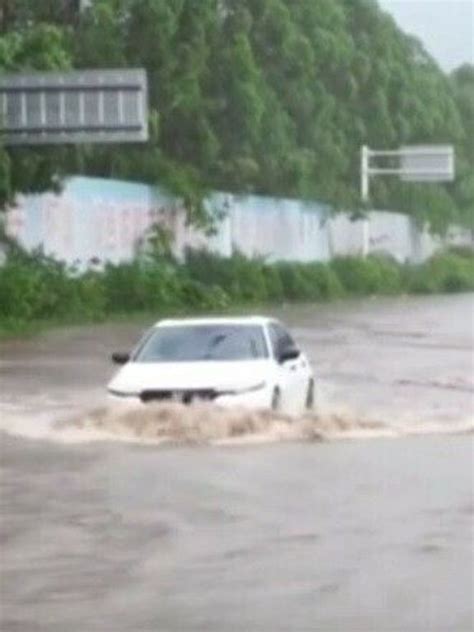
[
  {"x1": 1, "y1": 384, "x2": 472, "y2": 448},
  {"x1": 8, "y1": 401, "x2": 466, "y2": 447}
]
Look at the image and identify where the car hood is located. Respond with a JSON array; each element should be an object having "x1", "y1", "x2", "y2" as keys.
[{"x1": 108, "y1": 360, "x2": 272, "y2": 393}]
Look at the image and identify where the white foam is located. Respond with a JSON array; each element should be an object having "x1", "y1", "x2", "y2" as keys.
[{"x1": 1, "y1": 400, "x2": 472, "y2": 448}]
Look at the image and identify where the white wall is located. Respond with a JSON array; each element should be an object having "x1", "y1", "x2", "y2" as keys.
[
  {"x1": 367, "y1": 211, "x2": 414, "y2": 262},
  {"x1": 328, "y1": 214, "x2": 369, "y2": 259},
  {"x1": 227, "y1": 195, "x2": 330, "y2": 262},
  {"x1": 4, "y1": 176, "x2": 472, "y2": 267}
]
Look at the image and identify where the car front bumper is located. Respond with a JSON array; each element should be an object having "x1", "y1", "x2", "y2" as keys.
[{"x1": 107, "y1": 385, "x2": 273, "y2": 410}]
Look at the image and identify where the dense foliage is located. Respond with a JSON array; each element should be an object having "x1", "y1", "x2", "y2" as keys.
[
  {"x1": 0, "y1": 0, "x2": 472, "y2": 230},
  {"x1": 1, "y1": 246, "x2": 473, "y2": 337}
]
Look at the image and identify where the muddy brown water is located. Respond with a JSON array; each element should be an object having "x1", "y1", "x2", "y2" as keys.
[{"x1": 0, "y1": 294, "x2": 473, "y2": 631}]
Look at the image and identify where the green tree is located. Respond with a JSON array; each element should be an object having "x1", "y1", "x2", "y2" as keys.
[
  {"x1": 450, "y1": 65, "x2": 474, "y2": 228},
  {"x1": 0, "y1": 0, "x2": 471, "y2": 232},
  {"x1": 0, "y1": 20, "x2": 74, "y2": 209}
]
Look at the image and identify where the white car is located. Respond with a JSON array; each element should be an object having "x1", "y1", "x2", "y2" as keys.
[{"x1": 107, "y1": 316, "x2": 315, "y2": 413}]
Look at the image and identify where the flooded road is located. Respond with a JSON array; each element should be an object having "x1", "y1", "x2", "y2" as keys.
[{"x1": 1, "y1": 294, "x2": 473, "y2": 631}]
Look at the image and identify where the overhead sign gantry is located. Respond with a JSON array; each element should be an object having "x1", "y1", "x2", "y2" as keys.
[{"x1": 0, "y1": 68, "x2": 149, "y2": 145}]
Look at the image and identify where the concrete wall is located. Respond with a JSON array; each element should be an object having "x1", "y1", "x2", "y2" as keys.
[
  {"x1": 226, "y1": 194, "x2": 331, "y2": 262},
  {"x1": 3, "y1": 176, "x2": 472, "y2": 267},
  {"x1": 5, "y1": 177, "x2": 165, "y2": 266}
]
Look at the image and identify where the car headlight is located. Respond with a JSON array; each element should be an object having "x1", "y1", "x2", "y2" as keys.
[{"x1": 219, "y1": 382, "x2": 267, "y2": 396}]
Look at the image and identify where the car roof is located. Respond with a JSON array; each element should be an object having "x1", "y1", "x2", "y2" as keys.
[{"x1": 154, "y1": 315, "x2": 275, "y2": 328}]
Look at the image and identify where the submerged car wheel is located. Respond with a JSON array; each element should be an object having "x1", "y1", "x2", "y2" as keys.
[
  {"x1": 271, "y1": 387, "x2": 281, "y2": 412},
  {"x1": 305, "y1": 379, "x2": 315, "y2": 410}
]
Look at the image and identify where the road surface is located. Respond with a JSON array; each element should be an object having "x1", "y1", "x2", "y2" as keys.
[{"x1": 1, "y1": 294, "x2": 473, "y2": 631}]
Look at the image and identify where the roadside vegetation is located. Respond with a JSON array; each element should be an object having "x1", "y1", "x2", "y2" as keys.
[
  {"x1": 1, "y1": 246, "x2": 473, "y2": 339},
  {"x1": 0, "y1": 1, "x2": 472, "y2": 341}
]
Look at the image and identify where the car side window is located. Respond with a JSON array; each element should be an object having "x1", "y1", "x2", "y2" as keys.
[{"x1": 268, "y1": 324, "x2": 296, "y2": 358}]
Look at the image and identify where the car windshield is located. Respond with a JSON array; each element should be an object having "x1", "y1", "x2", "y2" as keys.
[{"x1": 134, "y1": 324, "x2": 269, "y2": 362}]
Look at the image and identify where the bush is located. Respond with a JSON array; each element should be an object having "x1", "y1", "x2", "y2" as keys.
[
  {"x1": 0, "y1": 259, "x2": 43, "y2": 321},
  {"x1": 403, "y1": 253, "x2": 474, "y2": 294},
  {"x1": 401, "y1": 264, "x2": 437, "y2": 294},
  {"x1": 229, "y1": 254, "x2": 268, "y2": 302},
  {"x1": 178, "y1": 278, "x2": 230, "y2": 311},
  {"x1": 261, "y1": 264, "x2": 284, "y2": 302},
  {"x1": 330, "y1": 255, "x2": 401, "y2": 295},
  {"x1": 0, "y1": 247, "x2": 472, "y2": 336},
  {"x1": 275, "y1": 263, "x2": 315, "y2": 300},
  {"x1": 185, "y1": 249, "x2": 233, "y2": 287},
  {"x1": 431, "y1": 254, "x2": 474, "y2": 292},
  {"x1": 304, "y1": 262, "x2": 345, "y2": 299},
  {"x1": 184, "y1": 249, "x2": 267, "y2": 303},
  {"x1": 445, "y1": 245, "x2": 474, "y2": 259},
  {"x1": 102, "y1": 262, "x2": 185, "y2": 313},
  {"x1": 75, "y1": 273, "x2": 106, "y2": 320},
  {"x1": 367, "y1": 255, "x2": 402, "y2": 294},
  {"x1": 0, "y1": 251, "x2": 105, "y2": 322}
]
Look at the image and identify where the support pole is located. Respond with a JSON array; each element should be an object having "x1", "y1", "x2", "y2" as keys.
[
  {"x1": 360, "y1": 145, "x2": 370, "y2": 257},
  {"x1": 361, "y1": 144, "x2": 369, "y2": 203}
]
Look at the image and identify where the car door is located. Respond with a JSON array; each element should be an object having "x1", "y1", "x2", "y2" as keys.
[{"x1": 268, "y1": 323, "x2": 306, "y2": 410}]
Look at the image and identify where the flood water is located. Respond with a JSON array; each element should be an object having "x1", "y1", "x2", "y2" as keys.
[{"x1": 1, "y1": 294, "x2": 473, "y2": 631}]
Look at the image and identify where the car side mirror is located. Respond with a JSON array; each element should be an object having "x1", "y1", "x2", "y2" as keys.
[
  {"x1": 279, "y1": 346, "x2": 300, "y2": 364},
  {"x1": 111, "y1": 352, "x2": 130, "y2": 365}
]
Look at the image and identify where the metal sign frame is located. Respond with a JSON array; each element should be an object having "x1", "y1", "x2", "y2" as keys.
[
  {"x1": 0, "y1": 68, "x2": 149, "y2": 145},
  {"x1": 360, "y1": 145, "x2": 455, "y2": 202}
]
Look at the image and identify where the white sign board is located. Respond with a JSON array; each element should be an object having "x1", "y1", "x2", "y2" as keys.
[{"x1": 400, "y1": 145, "x2": 455, "y2": 182}]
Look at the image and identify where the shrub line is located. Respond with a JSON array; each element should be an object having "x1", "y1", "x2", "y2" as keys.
[{"x1": 0, "y1": 247, "x2": 473, "y2": 340}]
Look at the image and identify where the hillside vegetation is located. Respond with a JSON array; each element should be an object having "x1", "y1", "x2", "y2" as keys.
[{"x1": 0, "y1": 0, "x2": 473, "y2": 231}]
